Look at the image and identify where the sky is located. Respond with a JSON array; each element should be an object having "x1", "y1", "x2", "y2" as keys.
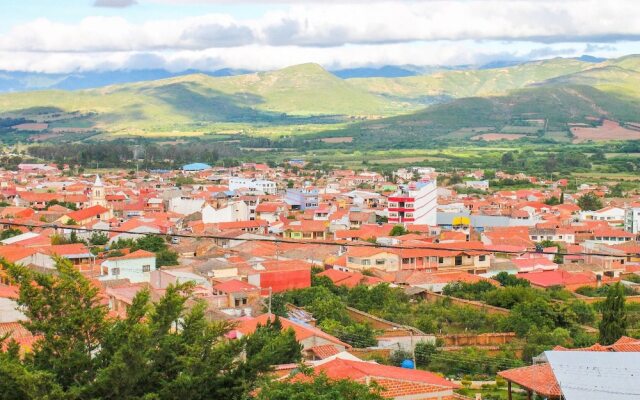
[{"x1": 1, "y1": 0, "x2": 640, "y2": 73}]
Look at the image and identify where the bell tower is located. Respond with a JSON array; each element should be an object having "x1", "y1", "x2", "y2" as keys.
[{"x1": 90, "y1": 175, "x2": 107, "y2": 207}]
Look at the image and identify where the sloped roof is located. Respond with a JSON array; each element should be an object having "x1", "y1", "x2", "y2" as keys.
[{"x1": 234, "y1": 314, "x2": 348, "y2": 348}]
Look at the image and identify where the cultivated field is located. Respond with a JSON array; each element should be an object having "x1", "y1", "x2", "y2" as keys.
[{"x1": 571, "y1": 119, "x2": 640, "y2": 142}]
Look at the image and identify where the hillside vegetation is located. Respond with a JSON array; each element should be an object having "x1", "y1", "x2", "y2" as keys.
[
  {"x1": 0, "y1": 64, "x2": 397, "y2": 133},
  {"x1": 329, "y1": 85, "x2": 640, "y2": 148},
  {"x1": 2, "y1": 56, "x2": 640, "y2": 142}
]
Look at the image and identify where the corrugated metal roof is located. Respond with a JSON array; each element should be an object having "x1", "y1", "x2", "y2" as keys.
[{"x1": 546, "y1": 351, "x2": 640, "y2": 400}]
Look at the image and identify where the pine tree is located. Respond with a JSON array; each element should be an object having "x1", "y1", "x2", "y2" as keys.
[{"x1": 598, "y1": 283, "x2": 627, "y2": 345}]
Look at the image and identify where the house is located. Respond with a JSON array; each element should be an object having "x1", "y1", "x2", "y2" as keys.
[
  {"x1": 255, "y1": 202, "x2": 287, "y2": 223},
  {"x1": 399, "y1": 270, "x2": 498, "y2": 293},
  {"x1": 345, "y1": 247, "x2": 400, "y2": 272},
  {"x1": 499, "y1": 338, "x2": 640, "y2": 400},
  {"x1": 233, "y1": 314, "x2": 349, "y2": 357},
  {"x1": 212, "y1": 279, "x2": 261, "y2": 308},
  {"x1": 284, "y1": 220, "x2": 328, "y2": 240},
  {"x1": 398, "y1": 248, "x2": 491, "y2": 274},
  {"x1": 43, "y1": 243, "x2": 96, "y2": 272},
  {"x1": 317, "y1": 269, "x2": 384, "y2": 288},
  {"x1": 248, "y1": 260, "x2": 312, "y2": 293},
  {"x1": 590, "y1": 227, "x2": 635, "y2": 244},
  {"x1": 511, "y1": 257, "x2": 558, "y2": 273},
  {"x1": 57, "y1": 205, "x2": 111, "y2": 225},
  {"x1": 516, "y1": 269, "x2": 615, "y2": 291},
  {"x1": 291, "y1": 358, "x2": 460, "y2": 400},
  {"x1": 284, "y1": 188, "x2": 319, "y2": 210},
  {"x1": 100, "y1": 249, "x2": 157, "y2": 283},
  {"x1": 387, "y1": 179, "x2": 437, "y2": 226},
  {"x1": 201, "y1": 201, "x2": 250, "y2": 224},
  {"x1": 579, "y1": 206, "x2": 625, "y2": 226}
]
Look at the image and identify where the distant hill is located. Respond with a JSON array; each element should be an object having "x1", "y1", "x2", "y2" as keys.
[
  {"x1": 348, "y1": 58, "x2": 594, "y2": 104},
  {"x1": 325, "y1": 85, "x2": 640, "y2": 147},
  {"x1": 0, "y1": 68, "x2": 253, "y2": 92},
  {"x1": 2, "y1": 55, "x2": 640, "y2": 143},
  {"x1": 0, "y1": 63, "x2": 398, "y2": 133}
]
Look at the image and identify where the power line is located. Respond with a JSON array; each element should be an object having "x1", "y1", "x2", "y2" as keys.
[{"x1": 1, "y1": 220, "x2": 638, "y2": 259}]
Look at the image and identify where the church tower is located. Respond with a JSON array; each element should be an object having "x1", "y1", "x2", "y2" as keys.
[{"x1": 90, "y1": 175, "x2": 107, "y2": 207}]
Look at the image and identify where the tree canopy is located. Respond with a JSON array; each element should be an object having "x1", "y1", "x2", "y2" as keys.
[{"x1": 0, "y1": 257, "x2": 336, "y2": 400}]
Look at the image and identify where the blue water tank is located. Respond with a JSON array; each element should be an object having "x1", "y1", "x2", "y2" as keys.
[{"x1": 401, "y1": 359, "x2": 415, "y2": 369}]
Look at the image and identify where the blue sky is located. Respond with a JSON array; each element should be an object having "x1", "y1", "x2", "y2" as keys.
[{"x1": 1, "y1": 0, "x2": 639, "y2": 72}]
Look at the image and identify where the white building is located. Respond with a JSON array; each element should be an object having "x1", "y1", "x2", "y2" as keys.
[
  {"x1": 168, "y1": 196, "x2": 205, "y2": 216},
  {"x1": 579, "y1": 206, "x2": 626, "y2": 226},
  {"x1": 228, "y1": 178, "x2": 277, "y2": 195},
  {"x1": 100, "y1": 250, "x2": 156, "y2": 283},
  {"x1": 202, "y1": 200, "x2": 250, "y2": 224},
  {"x1": 625, "y1": 206, "x2": 640, "y2": 234},
  {"x1": 387, "y1": 179, "x2": 437, "y2": 226}
]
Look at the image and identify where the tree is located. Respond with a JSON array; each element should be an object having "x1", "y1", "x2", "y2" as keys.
[
  {"x1": 89, "y1": 232, "x2": 109, "y2": 246},
  {"x1": 494, "y1": 271, "x2": 530, "y2": 288},
  {"x1": 598, "y1": 282, "x2": 627, "y2": 345},
  {"x1": 389, "y1": 225, "x2": 408, "y2": 236},
  {"x1": 0, "y1": 228, "x2": 22, "y2": 240},
  {"x1": 256, "y1": 371, "x2": 383, "y2": 400},
  {"x1": 7, "y1": 258, "x2": 108, "y2": 389},
  {"x1": 501, "y1": 152, "x2": 515, "y2": 166},
  {"x1": 245, "y1": 316, "x2": 302, "y2": 370},
  {"x1": 544, "y1": 196, "x2": 561, "y2": 206},
  {"x1": 3, "y1": 258, "x2": 298, "y2": 399},
  {"x1": 577, "y1": 192, "x2": 603, "y2": 211},
  {"x1": 133, "y1": 235, "x2": 168, "y2": 253},
  {"x1": 156, "y1": 249, "x2": 179, "y2": 267}
]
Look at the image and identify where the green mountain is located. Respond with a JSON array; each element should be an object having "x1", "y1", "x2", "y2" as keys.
[
  {"x1": 348, "y1": 58, "x2": 593, "y2": 104},
  {"x1": 327, "y1": 85, "x2": 640, "y2": 147},
  {"x1": 2, "y1": 56, "x2": 640, "y2": 143},
  {"x1": 0, "y1": 63, "x2": 397, "y2": 133}
]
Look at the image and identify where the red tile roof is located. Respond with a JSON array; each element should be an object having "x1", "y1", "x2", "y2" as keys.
[
  {"x1": 212, "y1": 279, "x2": 258, "y2": 293},
  {"x1": 498, "y1": 363, "x2": 561, "y2": 398},
  {"x1": 65, "y1": 205, "x2": 109, "y2": 222},
  {"x1": 309, "y1": 358, "x2": 458, "y2": 397},
  {"x1": 234, "y1": 314, "x2": 348, "y2": 348},
  {"x1": 308, "y1": 344, "x2": 340, "y2": 359}
]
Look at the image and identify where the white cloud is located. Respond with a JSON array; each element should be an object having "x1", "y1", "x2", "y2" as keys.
[
  {"x1": 94, "y1": 0, "x2": 137, "y2": 8},
  {"x1": 2, "y1": 1, "x2": 640, "y2": 52},
  {"x1": 1, "y1": 0, "x2": 640, "y2": 72}
]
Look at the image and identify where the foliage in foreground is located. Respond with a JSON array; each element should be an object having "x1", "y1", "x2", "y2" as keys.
[{"x1": 0, "y1": 258, "x2": 319, "y2": 400}]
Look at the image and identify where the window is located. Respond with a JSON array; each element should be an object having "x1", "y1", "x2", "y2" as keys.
[
  {"x1": 531, "y1": 236, "x2": 538, "y2": 240},
  {"x1": 455, "y1": 256, "x2": 463, "y2": 266},
  {"x1": 405, "y1": 203, "x2": 414, "y2": 208},
  {"x1": 112, "y1": 267, "x2": 120, "y2": 275},
  {"x1": 402, "y1": 258, "x2": 411, "y2": 264},
  {"x1": 348, "y1": 257, "x2": 355, "y2": 263},
  {"x1": 234, "y1": 297, "x2": 248, "y2": 307},
  {"x1": 361, "y1": 259, "x2": 371, "y2": 266},
  {"x1": 375, "y1": 259, "x2": 386, "y2": 266},
  {"x1": 479, "y1": 255, "x2": 486, "y2": 262},
  {"x1": 142, "y1": 265, "x2": 151, "y2": 272},
  {"x1": 438, "y1": 257, "x2": 444, "y2": 264}
]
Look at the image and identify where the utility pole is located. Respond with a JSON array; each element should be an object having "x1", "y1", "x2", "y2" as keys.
[{"x1": 410, "y1": 329, "x2": 416, "y2": 369}]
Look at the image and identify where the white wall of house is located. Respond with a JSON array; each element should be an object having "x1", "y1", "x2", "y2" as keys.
[
  {"x1": 101, "y1": 256, "x2": 156, "y2": 283},
  {"x1": 109, "y1": 226, "x2": 161, "y2": 244},
  {"x1": 168, "y1": 197, "x2": 205, "y2": 216},
  {"x1": 579, "y1": 207, "x2": 625, "y2": 224},
  {"x1": 202, "y1": 201, "x2": 249, "y2": 224}
]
